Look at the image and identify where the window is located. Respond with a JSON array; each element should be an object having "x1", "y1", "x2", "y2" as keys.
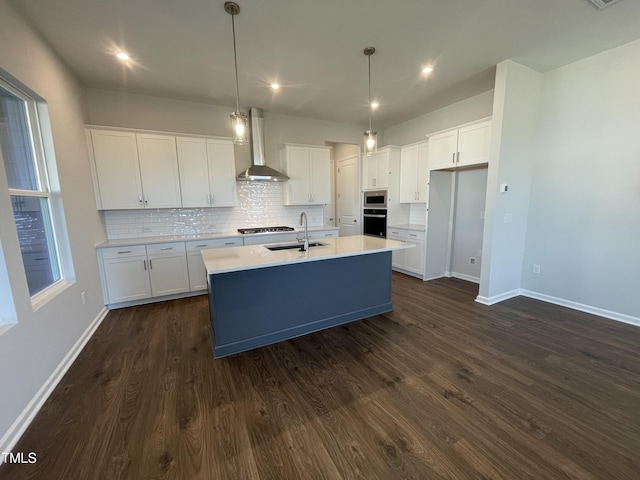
[{"x1": 0, "y1": 78, "x2": 69, "y2": 304}]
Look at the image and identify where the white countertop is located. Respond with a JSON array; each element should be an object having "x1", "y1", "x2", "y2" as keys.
[
  {"x1": 96, "y1": 225, "x2": 338, "y2": 248},
  {"x1": 202, "y1": 235, "x2": 414, "y2": 274}
]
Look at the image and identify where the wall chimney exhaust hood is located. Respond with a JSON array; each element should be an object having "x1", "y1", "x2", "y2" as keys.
[{"x1": 236, "y1": 107, "x2": 290, "y2": 182}]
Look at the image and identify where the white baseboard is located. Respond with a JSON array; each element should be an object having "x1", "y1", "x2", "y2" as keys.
[
  {"x1": 475, "y1": 289, "x2": 521, "y2": 305},
  {"x1": 519, "y1": 289, "x2": 640, "y2": 327},
  {"x1": 0, "y1": 307, "x2": 108, "y2": 460},
  {"x1": 451, "y1": 272, "x2": 480, "y2": 284}
]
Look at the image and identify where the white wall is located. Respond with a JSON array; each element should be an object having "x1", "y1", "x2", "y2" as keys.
[
  {"x1": 382, "y1": 90, "x2": 494, "y2": 146},
  {"x1": 451, "y1": 168, "x2": 488, "y2": 282},
  {"x1": 0, "y1": 0, "x2": 106, "y2": 451},
  {"x1": 478, "y1": 61, "x2": 542, "y2": 303},
  {"x1": 521, "y1": 39, "x2": 640, "y2": 321}
]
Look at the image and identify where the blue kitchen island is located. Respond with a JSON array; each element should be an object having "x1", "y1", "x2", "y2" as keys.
[{"x1": 201, "y1": 235, "x2": 414, "y2": 358}]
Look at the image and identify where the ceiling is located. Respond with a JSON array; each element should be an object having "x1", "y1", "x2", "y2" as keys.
[{"x1": 10, "y1": 0, "x2": 640, "y2": 129}]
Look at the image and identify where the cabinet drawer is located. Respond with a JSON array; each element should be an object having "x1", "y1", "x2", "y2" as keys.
[
  {"x1": 146, "y1": 242, "x2": 186, "y2": 255},
  {"x1": 100, "y1": 245, "x2": 147, "y2": 259},
  {"x1": 308, "y1": 230, "x2": 338, "y2": 240},
  {"x1": 185, "y1": 237, "x2": 242, "y2": 251},
  {"x1": 387, "y1": 229, "x2": 425, "y2": 241}
]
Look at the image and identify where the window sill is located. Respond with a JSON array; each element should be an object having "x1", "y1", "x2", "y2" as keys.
[
  {"x1": 31, "y1": 279, "x2": 73, "y2": 312},
  {"x1": 0, "y1": 322, "x2": 16, "y2": 337}
]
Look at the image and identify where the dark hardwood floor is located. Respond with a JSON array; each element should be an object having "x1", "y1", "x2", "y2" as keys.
[{"x1": 3, "y1": 274, "x2": 640, "y2": 479}]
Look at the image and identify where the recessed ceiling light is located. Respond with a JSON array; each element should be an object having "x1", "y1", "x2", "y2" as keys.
[
  {"x1": 371, "y1": 102, "x2": 379, "y2": 110},
  {"x1": 271, "y1": 84, "x2": 280, "y2": 90},
  {"x1": 422, "y1": 66, "x2": 434, "y2": 74},
  {"x1": 116, "y1": 52, "x2": 130, "y2": 61}
]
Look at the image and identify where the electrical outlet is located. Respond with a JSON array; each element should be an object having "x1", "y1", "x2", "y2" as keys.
[
  {"x1": 469, "y1": 257, "x2": 476, "y2": 265},
  {"x1": 532, "y1": 264, "x2": 541, "y2": 274},
  {"x1": 81, "y1": 291, "x2": 86, "y2": 304},
  {"x1": 504, "y1": 213, "x2": 513, "y2": 224}
]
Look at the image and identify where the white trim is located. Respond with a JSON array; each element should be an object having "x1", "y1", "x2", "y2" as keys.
[
  {"x1": 451, "y1": 272, "x2": 480, "y2": 284},
  {"x1": 475, "y1": 289, "x2": 521, "y2": 305},
  {"x1": 0, "y1": 307, "x2": 108, "y2": 460},
  {"x1": 30, "y1": 279, "x2": 72, "y2": 312},
  {"x1": 519, "y1": 289, "x2": 640, "y2": 327}
]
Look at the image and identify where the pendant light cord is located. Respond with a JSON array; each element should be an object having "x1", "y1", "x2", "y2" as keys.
[
  {"x1": 368, "y1": 53, "x2": 372, "y2": 131},
  {"x1": 231, "y1": 13, "x2": 241, "y2": 113}
]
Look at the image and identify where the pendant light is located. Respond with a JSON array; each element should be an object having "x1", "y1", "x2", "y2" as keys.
[
  {"x1": 363, "y1": 47, "x2": 377, "y2": 156},
  {"x1": 225, "y1": 2, "x2": 248, "y2": 145}
]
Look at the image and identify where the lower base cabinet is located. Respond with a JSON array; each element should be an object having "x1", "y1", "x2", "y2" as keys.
[
  {"x1": 387, "y1": 228, "x2": 425, "y2": 278},
  {"x1": 186, "y1": 238, "x2": 242, "y2": 291}
]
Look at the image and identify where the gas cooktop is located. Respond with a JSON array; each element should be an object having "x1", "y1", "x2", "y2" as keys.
[{"x1": 237, "y1": 226, "x2": 295, "y2": 235}]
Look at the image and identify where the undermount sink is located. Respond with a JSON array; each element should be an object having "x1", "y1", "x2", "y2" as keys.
[{"x1": 265, "y1": 242, "x2": 326, "y2": 251}]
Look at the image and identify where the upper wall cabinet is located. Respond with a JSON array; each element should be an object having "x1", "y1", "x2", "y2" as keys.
[
  {"x1": 363, "y1": 146, "x2": 400, "y2": 191},
  {"x1": 428, "y1": 119, "x2": 492, "y2": 171},
  {"x1": 281, "y1": 144, "x2": 331, "y2": 205},
  {"x1": 399, "y1": 141, "x2": 429, "y2": 203},
  {"x1": 87, "y1": 129, "x2": 182, "y2": 210},
  {"x1": 177, "y1": 137, "x2": 237, "y2": 207}
]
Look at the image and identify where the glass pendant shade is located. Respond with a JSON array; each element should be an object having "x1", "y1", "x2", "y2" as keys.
[
  {"x1": 230, "y1": 111, "x2": 248, "y2": 145},
  {"x1": 364, "y1": 129, "x2": 377, "y2": 156}
]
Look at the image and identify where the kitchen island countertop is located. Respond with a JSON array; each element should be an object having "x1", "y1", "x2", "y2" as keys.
[{"x1": 201, "y1": 235, "x2": 414, "y2": 275}]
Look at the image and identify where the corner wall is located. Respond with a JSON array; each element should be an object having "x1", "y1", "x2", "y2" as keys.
[
  {"x1": 0, "y1": 0, "x2": 106, "y2": 453},
  {"x1": 521, "y1": 39, "x2": 640, "y2": 322}
]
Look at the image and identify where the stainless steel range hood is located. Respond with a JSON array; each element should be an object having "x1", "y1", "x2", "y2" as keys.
[{"x1": 237, "y1": 107, "x2": 289, "y2": 182}]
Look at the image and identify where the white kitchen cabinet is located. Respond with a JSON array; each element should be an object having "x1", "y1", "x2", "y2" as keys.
[
  {"x1": 400, "y1": 141, "x2": 429, "y2": 203},
  {"x1": 146, "y1": 242, "x2": 190, "y2": 297},
  {"x1": 387, "y1": 228, "x2": 425, "y2": 278},
  {"x1": 136, "y1": 133, "x2": 182, "y2": 208},
  {"x1": 242, "y1": 233, "x2": 299, "y2": 246},
  {"x1": 98, "y1": 242, "x2": 189, "y2": 306},
  {"x1": 428, "y1": 119, "x2": 491, "y2": 171},
  {"x1": 307, "y1": 228, "x2": 338, "y2": 241},
  {"x1": 177, "y1": 137, "x2": 237, "y2": 207},
  {"x1": 89, "y1": 130, "x2": 143, "y2": 209},
  {"x1": 88, "y1": 129, "x2": 182, "y2": 209},
  {"x1": 186, "y1": 237, "x2": 242, "y2": 291},
  {"x1": 282, "y1": 144, "x2": 331, "y2": 205},
  {"x1": 99, "y1": 246, "x2": 152, "y2": 303}
]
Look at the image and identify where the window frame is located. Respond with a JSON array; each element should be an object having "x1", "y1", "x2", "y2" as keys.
[{"x1": 0, "y1": 75, "x2": 73, "y2": 314}]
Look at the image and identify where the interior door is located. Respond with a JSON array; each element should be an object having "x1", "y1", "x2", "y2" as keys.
[{"x1": 337, "y1": 155, "x2": 360, "y2": 236}]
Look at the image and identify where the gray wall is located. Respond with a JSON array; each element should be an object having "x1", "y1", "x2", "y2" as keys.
[
  {"x1": 451, "y1": 168, "x2": 488, "y2": 281},
  {"x1": 521, "y1": 39, "x2": 640, "y2": 320},
  {"x1": 0, "y1": 0, "x2": 106, "y2": 448}
]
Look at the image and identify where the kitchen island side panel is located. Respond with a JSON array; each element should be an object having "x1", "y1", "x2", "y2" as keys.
[{"x1": 208, "y1": 252, "x2": 392, "y2": 358}]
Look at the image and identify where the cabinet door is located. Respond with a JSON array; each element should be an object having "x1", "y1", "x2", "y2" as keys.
[
  {"x1": 283, "y1": 146, "x2": 311, "y2": 205},
  {"x1": 416, "y1": 142, "x2": 429, "y2": 203},
  {"x1": 136, "y1": 133, "x2": 182, "y2": 208},
  {"x1": 309, "y1": 147, "x2": 331, "y2": 204},
  {"x1": 429, "y1": 130, "x2": 458, "y2": 171},
  {"x1": 387, "y1": 233, "x2": 406, "y2": 269},
  {"x1": 102, "y1": 256, "x2": 151, "y2": 303},
  {"x1": 400, "y1": 144, "x2": 420, "y2": 203},
  {"x1": 186, "y1": 238, "x2": 242, "y2": 291},
  {"x1": 403, "y1": 238, "x2": 425, "y2": 276},
  {"x1": 362, "y1": 154, "x2": 377, "y2": 190},
  {"x1": 207, "y1": 139, "x2": 237, "y2": 206},
  {"x1": 374, "y1": 150, "x2": 390, "y2": 189},
  {"x1": 457, "y1": 121, "x2": 491, "y2": 167},
  {"x1": 148, "y1": 253, "x2": 189, "y2": 297},
  {"x1": 90, "y1": 130, "x2": 143, "y2": 209},
  {"x1": 177, "y1": 137, "x2": 210, "y2": 207}
]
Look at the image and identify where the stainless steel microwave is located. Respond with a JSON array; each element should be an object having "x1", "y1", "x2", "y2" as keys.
[{"x1": 363, "y1": 190, "x2": 387, "y2": 209}]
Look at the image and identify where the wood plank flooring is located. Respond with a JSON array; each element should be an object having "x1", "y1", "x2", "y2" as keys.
[{"x1": 2, "y1": 275, "x2": 639, "y2": 479}]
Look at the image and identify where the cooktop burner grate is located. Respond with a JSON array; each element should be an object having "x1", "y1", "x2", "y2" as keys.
[{"x1": 237, "y1": 226, "x2": 295, "y2": 234}]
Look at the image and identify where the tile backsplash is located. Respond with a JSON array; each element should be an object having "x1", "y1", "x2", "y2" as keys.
[
  {"x1": 104, "y1": 182, "x2": 325, "y2": 239},
  {"x1": 409, "y1": 203, "x2": 427, "y2": 226}
]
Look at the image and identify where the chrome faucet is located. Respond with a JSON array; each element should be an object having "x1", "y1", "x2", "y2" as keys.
[{"x1": 299, "y1": 212, "x2": 309, "y2": 251}]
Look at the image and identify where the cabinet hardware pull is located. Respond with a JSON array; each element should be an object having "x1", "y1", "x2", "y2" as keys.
[
  {"x1": 160, "y1": 247, "x2": 173, "y2": 250},
  {"x1": 224, "y1": 242, "x2": 236, "y2": 245},
  {"x1": 364, "y1": 214, "x2": 386, "y2": 218},
  {"x1": 143, "y1": 260, "x2": 147, "y2": 270},
  {"x1": 117, "y1": 250, "x2": 132, "y2": 254},
  {"x1": 138, "y1": 195, "x2": 143, "y2": 205},
  {"x1": 410, "y1": 234, "x2": 417, "y2": 237},
  {"x1": 452, "y1": 152, "x2": 456, "y2": 163},
  {"x1": 324, "y1": 233, "x2": 332, "y2": 237},
  {"x1": 149, "y1": 259, "x2": 153, "y2": 269},
  {"x1": 195, "y1": 244, "x2": 207, "y2": 248},
  {"x1": 456, "y1": 152, "x2": 460, "y2": 163},
  {"x1": 144, "y1": 195, "x2": 148, "y2": 205}
]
